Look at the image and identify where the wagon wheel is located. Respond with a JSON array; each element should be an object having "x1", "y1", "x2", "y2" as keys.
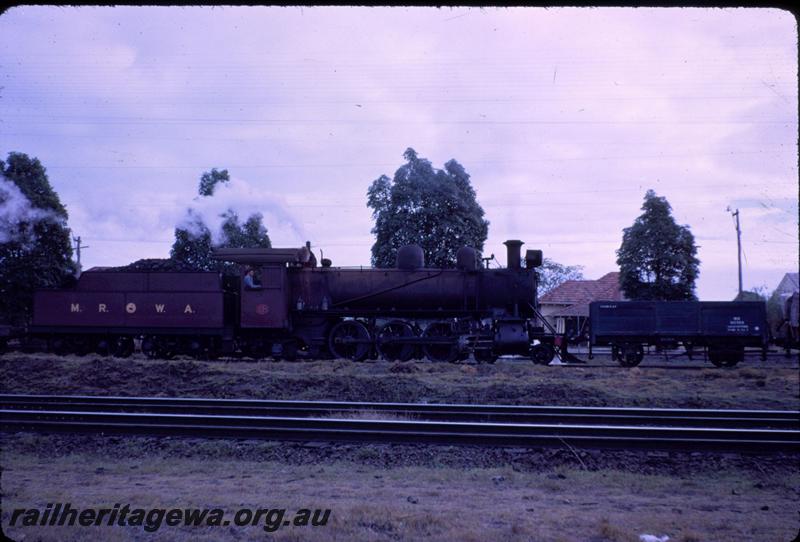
[
  {"x1": 95, "y1": 338, "x2": 112, "y2": 357},
  {"x1": 709, "y1": 347, "x2": 742, "y2": 368},
  {"x1": 530, "y1": 343, "x2": 555, "y2": 365},
  {"x1": 474, "y1": 348, "x2": 498, "y2": 364},
  {"x1": 329, "y1": 321, "x2": 371, "y2": 361},
  {"x1": 422, "y1": 322, "x2": 459, "y2": 363},
  {"x1": 377, "y1": 320, "x2": 416, "y2": 362},
  {"x1": 617, "y1": 343, "x2": 644, "y2": 367},
  {"x1": 187, "y1": 338, "x2": 203, "y2": 358},
  {"x1": 141, "y1": 336, "x2": 161, "y2": 359},
  {"x1": 72, "y1": 337, "x2": 93, "y2": 357},
  {"x1": 281, "y1": 340, "x2": 299, "y2": 362},
  {"x1": 709, "y1": 356, "x2": 728, "y2": 368},
  {"x1": 50, "y1": 337, "x2": 71, "y2": 356},
  {"x1": 192, "y1": 338, "x2": 219, "y2": 361},
  {"x1": 112, "y1": 336, "x2": 134, "y2": 358},
  {"x1": 152, "y1": 344, "x2": 176, "y2": 360},
  {"x1": 159, "y1": 339, "x2": 177, "y2": 360},
  {"x1": 243, "y1": 339, "x2": 270, "y2": 361}
]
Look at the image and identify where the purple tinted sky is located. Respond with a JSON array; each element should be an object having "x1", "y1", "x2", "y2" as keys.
[{"x1": 1, "y1": 6, "x2": 796, "y2": 300}]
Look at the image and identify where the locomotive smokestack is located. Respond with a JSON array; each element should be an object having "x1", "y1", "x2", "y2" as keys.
[{"x1": 503, "y1": 240, "x2": 523, "y2": 270}]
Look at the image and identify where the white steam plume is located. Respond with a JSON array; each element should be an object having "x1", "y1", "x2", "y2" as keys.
[
  {"x1": 0, "y1": 175, "x2": 65, "y2": 245},
  {"x1": 176, "y1": 176, "x2": 307, "y2": 246}
]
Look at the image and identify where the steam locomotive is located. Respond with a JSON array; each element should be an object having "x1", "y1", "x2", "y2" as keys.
[{"x1": 20, "y1": 240, "x2": 561, "y2": 364}]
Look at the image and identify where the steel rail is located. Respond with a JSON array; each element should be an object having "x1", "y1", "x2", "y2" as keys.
[
  {"x1": 1, "y1": 409, "x2": 797, "y2": 453},
  {"x1": 1, "y1": 394, "x2": 797, "y2": 429},
  {"x1": 555, "y1": 362, "x2": 799, "y2": 370}
]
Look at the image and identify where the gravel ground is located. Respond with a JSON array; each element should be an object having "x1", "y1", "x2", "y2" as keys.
[
  {"x1": 1, "y1": 352, "x2": 798, "y2": 410},
  {"x1": 5, "y1": 433, "x2": 797, "y2": 477}
]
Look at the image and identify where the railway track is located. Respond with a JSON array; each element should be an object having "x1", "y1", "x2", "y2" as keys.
[
  {"x1": 552, "y1": 349, "x2": 798, "y2": 370},
  {"x1": 2, "y1": 395, "x2": 798, "y2": 453},
  {"x1": 554, "y1": 362, "x2": 799, "y2": 370}
]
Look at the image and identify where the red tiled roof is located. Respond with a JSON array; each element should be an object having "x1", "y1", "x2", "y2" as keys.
[{"x1": 539, "y1": 272, "x2": 625, "y2": 317}]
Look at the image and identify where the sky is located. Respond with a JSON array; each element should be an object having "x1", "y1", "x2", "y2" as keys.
[{"x1": 0, "y1": 6, "x2": 797, "y2": 301}]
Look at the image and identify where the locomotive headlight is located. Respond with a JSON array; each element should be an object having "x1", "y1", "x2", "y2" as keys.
[{"x1": 525, "y1": 249, "x2": 543, "y2": 269}]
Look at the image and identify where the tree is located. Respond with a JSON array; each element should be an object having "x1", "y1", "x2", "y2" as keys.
[
  {"x1": 538, "y1": 258, "x2": 584, "y2": 295},
  {"x1": 170, "y1": 170, "x2": 271, "y2": 272},
  {"x1": 170, "y1": 213, "x2": 215, "y2": 271},
  {"x1": 367, "y1": 148, "x2": 489, "y2": 268},
  {"x1": 739, "y1": 287, "x2": 786, "y2": 340},
  {"x1": 733, "y1": 291, "x2": 764, "y2": 302},
  {"x1": 198, "y1": 168, "x2": 230, "y2": 196},
  {"x1": 220, "y1": 210, "x2": 270, "y2": 250},
  {"x1": 0, "y1": 152, "x2": 76, "y2": 324},
  {"x1": 733, "y1": 286, "x2": 785, "y2": 340},
  {"x1": 616, "y1": 190, "x2": 700, "y2": 301}
]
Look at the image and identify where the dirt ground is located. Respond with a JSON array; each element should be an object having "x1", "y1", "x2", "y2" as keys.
[
  {"x1": 1, "y1": 352, "x2": 798, "y2": 541},
  {"x1": 1, "y1": 433, "x2": 798, "y2": 542}
]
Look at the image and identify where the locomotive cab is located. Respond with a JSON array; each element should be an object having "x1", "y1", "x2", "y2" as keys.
[
  {"x1": 239, "y1": 265, "x2": 290, "y2": 329},
  {"x1": 212, "y1": 247, "x2": 300, "y2": 330}
]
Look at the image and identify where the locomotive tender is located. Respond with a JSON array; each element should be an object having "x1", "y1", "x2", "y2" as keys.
[{"x1": 26, "y1": 240, "x2": 559, "y2": 363}]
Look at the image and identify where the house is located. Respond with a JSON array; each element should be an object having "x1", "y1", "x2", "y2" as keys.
[
  {"x1": 775, "y1": 272, "x2": 799, "y2": 300},
  {"x1": 538, "y1": 272, "x2": 625, "y2": 338}
]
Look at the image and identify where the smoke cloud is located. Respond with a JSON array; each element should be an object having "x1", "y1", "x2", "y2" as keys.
[
  {"x1": 176, "y1": 176, "x2": 307, "y2": 246},
  {"x1": 0, "y1": 175, "x2": 65, "y2": 245}
]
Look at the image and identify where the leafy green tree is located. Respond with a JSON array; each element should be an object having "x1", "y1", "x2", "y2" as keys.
[
  {"x1": 170, "y1": 210, "x2": 216, "y2": 270},
  {"x1": 765, "y1": 290, "x2": 785, "y2": 334},
  {"x1": 733, "y1": 286, "x2": 785, "y2": 340},
  {"x1": 538, "y1": 258, "x2": 584, "y2": 295},
  {"x1": 734, "y1": 291, "x2": 765, "y2": 302},
  {"x1": 170, "y1": 170, "x2": 271, "y2": 272},
  {"x1": 616, "y1": 190, "x2": 699, "y2": 301},
  {"x1": 0, "y1": 152, "x2": 76, "y2": 324},
  {"x1": 367, "y1": 148, "x2": 489, "y2": 268},
  {"x1": 198, "y1": 168, "x2": 230, "y2": 196},
  {"x1": 220, "y1": 210, "x2": 270, "y2": 249}
]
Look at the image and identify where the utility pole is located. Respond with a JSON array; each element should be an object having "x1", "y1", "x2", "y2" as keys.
[
  {"x1": 728, "y1": 208, "x2": 743, "y2": 297},
  {"x1": 72, "y1": 235, "x2": 89, "y2": 275}
]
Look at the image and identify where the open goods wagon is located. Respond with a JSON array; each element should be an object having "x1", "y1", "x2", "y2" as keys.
[{"x1": 589, "y1": 301, "x2": 769, "y2": 367}]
